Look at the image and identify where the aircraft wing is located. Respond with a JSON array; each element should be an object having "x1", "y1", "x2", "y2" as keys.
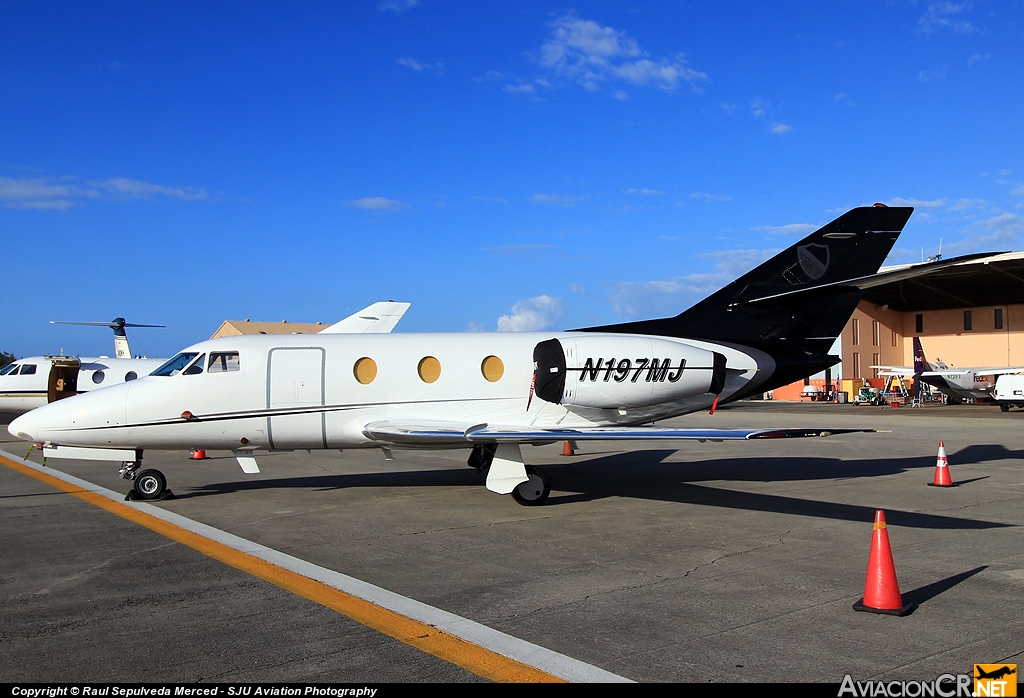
[
  {"x1": 969, "y1": 367, "x2": 1024, "y2": 376},
  {"x1": 363, "y1": 420, "x2": 874, "y2": 446},
  {"x1": 319, "y1": 301, "x2": 411, "y2": 334},
  {"x1": 920, "y1": 368, "x2": 1024, "y2": 377},
  {"x1": 871, "y1": 365, "x2": 914, "y2": 375}
]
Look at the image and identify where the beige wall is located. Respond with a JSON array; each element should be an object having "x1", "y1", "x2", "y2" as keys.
[{"x1": 840, "y1": 301, "x2": 1024, "y2": 379}]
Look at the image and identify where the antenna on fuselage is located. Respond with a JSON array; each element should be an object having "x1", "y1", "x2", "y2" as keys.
[{"x1": 49, "y1": 318, "x2": 165, "y2": 358}]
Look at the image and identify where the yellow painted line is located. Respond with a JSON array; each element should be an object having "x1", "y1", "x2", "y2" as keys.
[{"x1": 0, "y1": 454, "x2": 565, "y2": 683}]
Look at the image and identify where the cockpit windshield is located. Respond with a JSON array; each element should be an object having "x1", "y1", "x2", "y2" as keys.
[
  {"x1": 0, "y1": 363, "x2": 18, "y2": 376},
  {"x1": 151, "y1": 353, "x2": 200, "y2": 377},
  {"x1": 183, "y1": 354, "x2": 206, "y2": 375}
]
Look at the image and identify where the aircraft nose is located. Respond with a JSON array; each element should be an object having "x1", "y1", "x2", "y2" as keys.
[{"x1": 8, "y1": 411, "x2": 39, "y2": 443}]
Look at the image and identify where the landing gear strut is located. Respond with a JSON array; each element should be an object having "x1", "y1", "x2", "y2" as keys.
[
  {"x1": 120, "y1": 459, "x2": 172, "y2": 501},
  {"x1": 467, "y1": 444, "x2": 496, "y2": 472}
]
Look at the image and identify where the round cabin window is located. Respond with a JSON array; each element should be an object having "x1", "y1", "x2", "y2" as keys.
[
  {"x1": 481, "y1": 355, "x2": 504, "y2": 382},
  {"x1": 418, "y1": 356, "x2": 441, "y2": 383},
  {"x1": 353, "y1": 357, "x2": 377, "y2": 385},
  {"x1": 92, "y1": 371, "x2": 106, "y2": 384}
]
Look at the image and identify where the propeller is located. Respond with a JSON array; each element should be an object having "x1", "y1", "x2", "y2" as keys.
[{"x1": 50, "y1": 318, "x2": 166, "y2": 330}]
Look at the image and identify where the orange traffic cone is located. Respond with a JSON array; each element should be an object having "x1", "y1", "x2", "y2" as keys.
[
  {"x1": 853, "y1": 510, "x2": 914, "y2": 616},
  {"x1": 561, "y1": 440, "x2": 577, "y2": 456},
  {"x1": 190, "y1": 449, "x2": 208, "y2": 460},
  {"x1": 928, "y1": 441, "x2": 953, "y2": 487}
]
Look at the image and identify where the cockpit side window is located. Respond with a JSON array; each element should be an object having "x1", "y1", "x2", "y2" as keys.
[
  {"x1": 0, "y1": 364, "x2": 18, "y2": 375},
  {"x1": 20, "y1": 364, "x2": 37, "y2": 375},
  {"x1": 183, "y1": 354, "x2": 206, "y2": 375},
  {"x1": 151, "y1": 353, "x2": 199, "y2": 377},
  {"x1": 208, "y1": 352, "x2": 240, "y2": 373}
]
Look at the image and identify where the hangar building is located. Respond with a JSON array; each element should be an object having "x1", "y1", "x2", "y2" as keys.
[{"x1": 775, "y1": 251, "x2": 1024, "y2": 399}]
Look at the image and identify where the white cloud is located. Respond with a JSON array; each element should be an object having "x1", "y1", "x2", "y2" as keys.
[
  {"x1": 885, "y1": 197, "x2": 947, "y2": 209},
  {"x1": 753, "y1": 223, "x2": 818, "y2": 236},
  {"x1": 968, "y1": 53, "x2": 990, "y2": 65},
  {"x1": 537, "y1": 14, "x2": 707, "y2": 93},
  {"x1": 351, "y1": 197, "x2": 407, "y2": 211},
  {"x1": 690, "y1": 192, "x2": 731, "y2": 202},
  {"x1": 942, "y1": 213, "x2": 1024, "y2": 255},
  {"x1": 769, "y1": 123, "x2": 792, "y2": 135},
  {"x1": 497, "y1": 295, "x2": 566, "y2": 332},
  {"x1": 606, "y1": 248, "x2": 779, "y2": 318},
  {"x1": 1012, "y1": 184, "x2": 1024, "y2": 197},
  {"x1": 483, "y1": 244, "x2": 554, "y2": 255},
  {"x1": 918, "y1": 67, "x2": 947, "y2": 82},
  {"x1": 95, "y1": 177, "x2": 208, "y2": 200},
  {"x1": 504, "y1": 83, "x2": 536, "y2": 94},
  {"x1": 919, "y1": 2, "x2": 977, "y2": 34},
  {"x1": 0, "y1": 175, "x2": 207, "y2": 210},
  {"x1": 531, "y1": 193, "x2": 590, "y2": 207},
  {"x1": 396, "y1": 58, "x2": 444, "y2": 74},
  {"x1": 624, "y1": 188, "x2": 664, "y2": 195},
  {"x1": 378, "y1": 0, "x2": 419, "y2": 13}
]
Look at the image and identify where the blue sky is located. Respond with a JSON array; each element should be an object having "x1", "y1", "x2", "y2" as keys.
[{"x1": 2, "y1": 1, "x2": 1022, "y2": 358}]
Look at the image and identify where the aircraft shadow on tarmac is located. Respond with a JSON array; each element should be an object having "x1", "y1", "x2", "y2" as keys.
[{"x1": 175, "y1": 445, "x2": 1016, "y2": 530}]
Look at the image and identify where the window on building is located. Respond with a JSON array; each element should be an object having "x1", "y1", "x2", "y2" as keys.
[
  {"x1": 915, "y1": 314, "x2": 923, "y2": 334},
  {"x1": 853, "y1": 352, "x2": 860, "y2": 379},
  {"x1": 964, "y1": 311, "x2": 972, "y2": 331},
  {"x1": 892, "y1": 329, "x2": 899, "y2": 347},
  {"x1": 995, "y1": 308, "x2": 1004, "y2": 330},
  {"x1": 873, "y1": 353, "x2": 880, "y2": 379},
  {"x1": 852, "y1": 319, "x2": 860, "y2": 345},
  {"x1": 872, "y1": 321, "x2": 880, "y2": 346}
]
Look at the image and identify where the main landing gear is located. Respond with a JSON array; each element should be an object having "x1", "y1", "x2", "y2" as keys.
[
  {"x1": 511, "y1": 466, "x2": 550, "y2": 506},
  {"x1": 467, "y1": 444, "x2": 551, "y2": 506},
  {"x1": 120, "y1": 460, "x2": 173, "y2": 501}
]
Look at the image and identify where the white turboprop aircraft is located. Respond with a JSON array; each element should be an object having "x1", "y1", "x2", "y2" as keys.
[
  {"x1": 0, "y1": 303, "x2": 410, "y2": 415},
  {"x1": 10, "y1": 206, "x2": 988, "y2": 505},
  {"x1": 872, "y1": 336, "x2": 1024, "y2": 402},
  {"x1": 0, "y1": 318, "x2": 168, "y2": 415}
]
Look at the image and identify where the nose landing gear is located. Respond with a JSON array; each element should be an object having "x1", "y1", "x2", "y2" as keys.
[{"x1": 120, "y1": 460, "x2": 173, "y2": 501}]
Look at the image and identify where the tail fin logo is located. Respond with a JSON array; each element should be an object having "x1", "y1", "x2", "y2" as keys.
[{"x1": 798, "y1": 243, "x2": 830, "y2": 280}]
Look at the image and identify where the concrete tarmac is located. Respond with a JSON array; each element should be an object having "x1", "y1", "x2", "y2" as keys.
[{"x1": 1, "y1": 401, "x2": 1022, "y2": 683}]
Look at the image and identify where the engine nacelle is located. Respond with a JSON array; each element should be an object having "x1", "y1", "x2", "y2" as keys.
[{"x1": 533, "y1": 335, "x2": 726, "y2": 409}]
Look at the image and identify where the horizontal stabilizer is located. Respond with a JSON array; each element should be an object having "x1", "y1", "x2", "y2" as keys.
[
  {"x1": 741, "y1": 252, "x2": 998, "y2": 306},
  {"x1": 363, "y1": 420, "x2": 873, "y2": 446},
  {"x1": 319, "y1": 301, "x2": 411, "y2": 334}
]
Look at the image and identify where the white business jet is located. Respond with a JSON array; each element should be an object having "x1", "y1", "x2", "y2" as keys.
[
  {"x1": 0, "y1": 303, "x2": 410, "y2": 415},
  {"x1": 11, "y1": 207, "x2": 987, "y2": 505}
]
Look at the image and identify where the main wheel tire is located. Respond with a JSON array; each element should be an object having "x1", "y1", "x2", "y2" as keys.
[
  {"x1": 511, "y1": 466, "x2": 550, "y2": 506},
  {"x1": 133, "y1": 469, "x2": 167, "y2": 500},
  {"x1": 1000, "y1": 404, "x2": 1010, "y2": 412}
]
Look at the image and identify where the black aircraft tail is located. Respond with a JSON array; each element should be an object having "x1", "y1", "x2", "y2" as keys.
[{"x1": 581, "y1": 206, "x2": 914, "y2": 358}]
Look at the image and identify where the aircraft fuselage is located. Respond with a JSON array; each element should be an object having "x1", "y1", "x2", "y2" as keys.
[{"x1": 9, "y1": 332, "x2": 779, "y2": 451}]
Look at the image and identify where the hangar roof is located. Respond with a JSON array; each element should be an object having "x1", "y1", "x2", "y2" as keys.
[
  {"x1": 211, "y1": 320, "x2": 327, "y2": 339},
  {"x1": 865, "y1": 251, "x2": 1024, "y2": 311}
]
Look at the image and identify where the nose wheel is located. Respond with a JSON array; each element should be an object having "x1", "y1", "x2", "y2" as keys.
[
  {"x1": 120, "y1": 460, "x2": 173, "y2": 501},
  {"x1": 132, "y1": 469, "x2": 169, "y2": 500},
  {"x1": 511, "y1": 466, "x2": 550, "y2": 506}
]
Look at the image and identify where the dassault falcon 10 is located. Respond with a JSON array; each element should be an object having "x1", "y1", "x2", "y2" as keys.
[{"x1": 10, "y1": 206, "x2": 987, "y2": 505}]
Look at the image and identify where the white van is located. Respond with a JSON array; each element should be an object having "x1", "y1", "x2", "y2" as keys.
[{"x1": 993, "y1": 374, "x2": 1024, "y2": 411}]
